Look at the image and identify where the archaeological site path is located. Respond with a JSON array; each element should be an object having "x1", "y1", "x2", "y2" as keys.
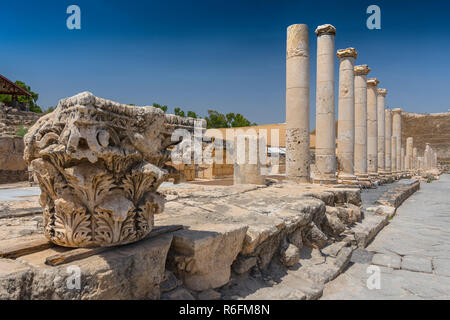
[{"x1": 321, "y1": 174, "x2": 450, "y2": 299}]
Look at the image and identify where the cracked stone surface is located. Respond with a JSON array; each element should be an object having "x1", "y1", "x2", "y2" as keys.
[{"x1": 322, "y1": 174, "x2": 450, "y2": 299}]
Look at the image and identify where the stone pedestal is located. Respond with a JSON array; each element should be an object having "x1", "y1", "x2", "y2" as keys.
[
  {"x1": 286, "y1": 24, "x2": 310, "y2": 183},
  {"x1": 336, "y1": 48, "x2": 357, "y2": 183},
  {"x1": 392, "y1": 108, "x2": 402, "y2": 173},
  {"x1": 24, "y1": 92, "x2": 202, "y2": 248},
  {"x1": 314, "y1": 24, "x2": 337, "y2": 184},
  {"x1": 384, "y1": 108, "x2": 392, "y2": 176},
  {"x1": 377, "y1": 89, "x2": 387, "y2": 175},
  {"x1": 366, "y1": 78, "x2": 379, "y2": 178},
  {"x1": 353, "y1": 65, "x2": 371, "y2": 181}
]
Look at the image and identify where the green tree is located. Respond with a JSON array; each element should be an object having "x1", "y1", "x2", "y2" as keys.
[
  {"x1": 204, "y1": 110, "x2": 256, "y2": 129},
  {"x1": 174, "y1": 107, "x2": 186, "y2": 117},
  {"x1": 228, "y1": 113, "x2": 255, "y2": 127},
  {"x1": 187, "y1": 111, "x2": 198, "y2": 118},
  {"x1": 153, "y1": 103, "x2": 168, "y2": 112}
]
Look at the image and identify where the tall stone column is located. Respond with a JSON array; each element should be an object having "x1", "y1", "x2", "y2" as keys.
[
  {"x1": 391, "y1": 136, "x2": 397, "y2": 173},
  {"x1": 401, "y1": 147, "x2": 405, "y2": 172},
  {"x1": 336, "y1": 48, "x2": 357, "y2": 182},
  {"x1": 405, "y1": 137, "x2": 413, "y2": 171},
  {"x1": 392, "y1": 108, "x2": 402, "y2": 173},
  {"x1": 384, "y1": 108, "x2": 392, "y2": 174},
  {"x1": 366, "y1": 78, "x2": 379, "y2": 177},
  {"x1": 377, "y1": 89, "x2": 387, "y2": 174},
  {"x1": 412, "y1": 147, "x2": 417, "y2": 170},
  {"x1": 354, "y1": 65, "x2": 371, "y2": 180},
  {"x1": 433, "y1": 152, "x2": 438, "y2": 169},
  {"x1": 314, "y1": 24, "x2": 337, "y2": 184},
  {"x1": 286, "y1": 24, "x2": 311, "y2": 183}
]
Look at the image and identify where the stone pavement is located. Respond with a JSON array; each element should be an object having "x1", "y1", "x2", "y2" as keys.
[{"x1": 322, "y1": 174, "x2": 450, "y2": 299}]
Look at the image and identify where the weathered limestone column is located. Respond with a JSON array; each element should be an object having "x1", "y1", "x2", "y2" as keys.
[
  {"x1": 314, "y1": 24, "x2": 337, "y2": 184},
  {"x1": 354, "y1": 65, "x2": 371, "y2": 180},
  {"x1": 391, "y1": 136, "x2": 397, "y2": 174},
  {"x1": 405, "y1": 137, "x2": 413, "y2": 171},
  {"x1": 433, "y1": 152, "x2": 438, "y2": 169},
  {"x1": 384, "y1": 108, "x2": 392, "y2": 174},
  {"x1": 336, "y1": 48, "x2": 357, "y2": 182},
  {"x1": 377, "y1": 89, "x2": 387, "y2": 174},
  {"x1": 412, "y1": 147, "x2": 418, "y2": 170},
  {"x1": 286, "y1": 24, "x2": 310, "y2": 183},
  {"x1": 401, "y1": 147, "x2": 405, "y2": 172},
  {"x1": 392, "y1": 108, "x2": 402, "y2": 173},
  {"x1": 366, "y1": 78, "x2": 379, "y2": 177},
  {"x1": 233, "y1": 135, "x2": 265, "y2": 185}
]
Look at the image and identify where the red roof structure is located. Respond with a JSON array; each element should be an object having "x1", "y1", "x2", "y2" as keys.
[{"x1": 0, "y1": 74, "x2": 32, "y2": 98}]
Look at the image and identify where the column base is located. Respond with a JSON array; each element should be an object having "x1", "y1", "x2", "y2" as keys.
[
  {"x1": 356, "y1": 173, "x2": 371, "y2": 181},
  {"x1": 313, "y1": 177, "x2": 338, "y2": 185},
  {"x1": 337, "y1": 173, "x2": 358, "y2": 185},
  {"x1": 368, "y1": 173, "x2": 379, "y2": 179}
]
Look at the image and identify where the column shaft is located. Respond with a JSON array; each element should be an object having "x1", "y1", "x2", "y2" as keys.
[
  {"x1": 336, "y1": 48, "x2": 357, "y2": 181},
  {"x1": 392, "y1": 109, "x2": 402, "y2": 172},
  {"x1": 366, "y1": 78, "x2": 379, "y2": 176},
  {"x1": 354, "y1": 65, "x2": 370, "y2": 179},
  {"x1": 286, "y1": 24, "x2": 311, "y2": 183},
  {"x1": 314, "y1": 24, "x2": 337, "y2": 184},
  {"x1": 377, "y1": 89, "x2": 387, "y2": 173},
  {"x1": 385, "y1": 109, "x2": 392, "y2": 174}
]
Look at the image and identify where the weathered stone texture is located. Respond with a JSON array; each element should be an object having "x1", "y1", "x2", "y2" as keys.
[
  {"x1": 23, "y1": 92, "x2": 202, "y2": 248},
  {"x1": 0, "y1": 136, "x2": 28, "y2": 183},
  {"x1": 402, "y1": 111, "x2": 450, "y2": 161}
]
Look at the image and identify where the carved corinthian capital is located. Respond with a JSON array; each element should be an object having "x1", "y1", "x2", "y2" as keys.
[
  {"x1": 354, "y1": 65, "x2": 370, "y2": 75},
  {"x1": 336, "y1": 48, "x2": 357, "y2": 59},
  {"x1": 24, "y1": 92, "x2": 203, "y2": 248}
]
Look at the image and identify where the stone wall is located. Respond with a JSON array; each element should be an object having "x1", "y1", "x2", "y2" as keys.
[
  {"x1": 0, "y1": 136, "x2": 28, "y2": 183},
  {"x1": 0, "y1": 104, "x2": 41, "y2": 136},
  {"x1": 402, "y1": 112, "x2": 450, "y2": 161}
]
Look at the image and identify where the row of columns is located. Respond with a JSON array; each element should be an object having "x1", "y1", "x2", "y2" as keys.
[{"x1": 285, "y1": 23, "x2": 438, "y2": 184}]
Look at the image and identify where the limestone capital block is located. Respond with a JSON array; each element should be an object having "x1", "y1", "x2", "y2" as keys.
[
  {"x1": 367, "y1": 78, "x2": 380, "y2": 87},
  {"x1": 354, "y1": 65, "x2": 371, "y2": 76},
  {"x1": 336, "y1": 47, "x2": 357, "y2": 59},
  {"x1": 377, "y1": 88, "x2": 388, "y2": 96},
  {"x1": 315, "y1": 24, "x2": 336, "y2": 36}
]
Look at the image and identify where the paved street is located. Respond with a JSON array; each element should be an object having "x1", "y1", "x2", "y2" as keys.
[{"x1": 322, "y1": 174, "x2": 450, "y2": 299}]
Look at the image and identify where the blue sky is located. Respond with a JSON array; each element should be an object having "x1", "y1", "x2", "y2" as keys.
[{"x1": 1, "y1": 0, "x2": 449, "y2": 126}]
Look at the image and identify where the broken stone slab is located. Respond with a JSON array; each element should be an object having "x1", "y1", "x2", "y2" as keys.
[
  {"x1": 279, "y1": 243, "x2": 300, "y2": 267},
  {"x1": 3, "y1": 233, "x2": 174, "y2": 299},
  {"x1": 23, "y1": 91, "x2": 204, "y2": 248},
  {"x1": 401, "y1": 255, "x2": 433, "y2": 274},
  {"x1": 160, "y1": 270, "x2": 183, "y2": 293},
  {"x1": 232, "y1": 256, "x2": 257, "y2": 275},
  {"x1": 297, "y1": 246, "x2": 353, "y2": 285},
  {"x1": 371, "y1": 253, "x2": 401, "y2": 269},
  {"x1": 0, "y1": 259, "x2": 34, "y2": 299},
  {"x1": 375, "y1": 179, "x2": 420, "y2": 208},
  {"x1": 352, "y1": 214, "x2": 388, "y2": 248},
  {"x1": 321, "y1": 241, "x2": 349, "y2": 258},
  {"x1": 166, "y1": 223, "x2": 248, "y2": 291}
]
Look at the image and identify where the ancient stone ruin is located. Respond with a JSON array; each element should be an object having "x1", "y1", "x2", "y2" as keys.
[{"x1": 23, "y1": 92, "x2": 202, "y2": 247}]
